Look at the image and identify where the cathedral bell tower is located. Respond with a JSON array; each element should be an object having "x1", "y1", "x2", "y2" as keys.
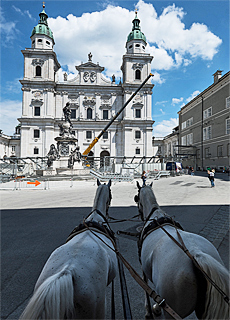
[
  {"x1": 119, "y1": 10, "x2": 154, "y2": 158},
  {"x1": 19, "y1": 4, "x2": 60, "y2": 157}
]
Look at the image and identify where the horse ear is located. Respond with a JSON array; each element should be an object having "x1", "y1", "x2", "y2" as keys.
[
  {"x1": 136, "y1": 181, "x2": 141, "y2": 190},
  {"x1": 150, "y1": 182, "x2": 153, "y2": 187},
  {"x1": 97, "y1": 179, "x2": 101, "y2": 186},
  {"x1": 107, "y1": 179, "x2": 112, "y2": 188}
]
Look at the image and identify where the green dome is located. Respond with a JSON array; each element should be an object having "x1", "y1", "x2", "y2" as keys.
[
  {"x1": 127, "y1": 12, "x2": 146, "y2": 43},
  {"x1": 31, "y1": 6, "x2": 54, "y2": 41}
]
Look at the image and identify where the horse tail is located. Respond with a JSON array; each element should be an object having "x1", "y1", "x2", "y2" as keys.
[
  {"x1": 20, "y1": 266, "x2": 76, "y2": 319},
  {"x1": 194, "y1": 252, "x2": 229, "y2": 320}
]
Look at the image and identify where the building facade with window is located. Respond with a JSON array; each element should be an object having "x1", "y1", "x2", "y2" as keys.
[
  {"x1": 18, "y1": 6, "x2": 154, "y2": 161},
  {"x1": 178, "y1": 70, "x2": 230, "y2": 170}
]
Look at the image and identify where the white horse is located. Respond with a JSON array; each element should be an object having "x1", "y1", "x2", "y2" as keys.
[
  {"x1": 135, "y1": 182, "x2": 229, "y2": 320},
  {"x1": 20, "y1": 179, "x2": 117, "y2": 319}
]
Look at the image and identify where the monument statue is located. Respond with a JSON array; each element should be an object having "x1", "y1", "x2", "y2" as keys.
[
  {"x1": 63, "y1": 102, "x2": 72, "y2": 125},
  {"x1": 68, "y1": 146, "x2": 81, "y2": 169},
  {"x1": 47, "y1": 144, "x2": 59, "y2": 167}
]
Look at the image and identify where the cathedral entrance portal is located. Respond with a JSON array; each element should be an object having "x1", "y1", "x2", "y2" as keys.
[{"x1": 100, "y1": 150, "x2": 110, "y2": 170}]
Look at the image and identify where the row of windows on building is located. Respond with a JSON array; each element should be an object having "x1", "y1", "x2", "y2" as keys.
[
  {"x1": 196, "y1": 144, "x2": 230, "y2": 159},
  {"x1": 181, "y1": 97, "x2": 230, "y2": 131},
  {"x1": 32, "y1": 146, "x2": 142, "y2": 155},
  {"x1": 32, "y1": 106, "x2": 142, "y2": 119},
  {"x1": 181, "y1": 119, "x2": 230, "y2": 145},
  {"x1": 33, "y1": 129, "x2": 142, "y2": 140}
]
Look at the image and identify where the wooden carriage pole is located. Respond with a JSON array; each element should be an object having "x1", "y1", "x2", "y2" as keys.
[{"x1": 82, "y1": 73, "x2": 154, "y2": 157}]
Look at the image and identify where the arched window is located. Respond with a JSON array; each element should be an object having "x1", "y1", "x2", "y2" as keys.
[
  {"x1": 87, "y1": 108, "x2": 92, "y2": 119},
  {"x1": 135, "y1": 69, "x2": 141, "y2": 80},
  {"x1": 36, "y1": 66, "x2": 41, "y2": 77}
]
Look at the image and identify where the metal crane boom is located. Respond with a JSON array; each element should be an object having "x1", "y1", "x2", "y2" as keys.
[{"x1": 82, "y1": 73, "x2": 154, "y2": 156}]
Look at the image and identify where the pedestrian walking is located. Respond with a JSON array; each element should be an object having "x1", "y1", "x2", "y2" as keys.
[
  {"x1": 191, "y1": 167, "x2": 194, "y2": 176},
  {"x1": 141, "y1": 170, "x2": 147, "y2": 186},
  {"x1": 208, "y1": 169, "x2": 215, "y2": 187}
]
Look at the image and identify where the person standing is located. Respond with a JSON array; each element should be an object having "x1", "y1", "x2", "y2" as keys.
[{"x1": 141, "y1": 170, "x2": 147, "y2": 186}]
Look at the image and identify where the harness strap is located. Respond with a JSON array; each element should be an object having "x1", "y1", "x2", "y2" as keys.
[
  {"x1": 158, "y1": 224, "x2": 230, "y2": 306},
  {"x1": 82, "y1": 221, "x2": 182, "y2": 320}
]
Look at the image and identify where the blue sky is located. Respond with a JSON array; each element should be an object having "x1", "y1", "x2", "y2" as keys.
[{"x1": 1, "y1": 0, "x2": 229, "y2": 137}]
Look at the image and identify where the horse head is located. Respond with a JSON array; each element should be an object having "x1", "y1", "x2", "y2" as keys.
[
  {"x1": 91, "y1": 179, "x2": 112, "y2": 219},
  {"x1": 134, "y1": 181, "x2": 153, "y2": 221}
]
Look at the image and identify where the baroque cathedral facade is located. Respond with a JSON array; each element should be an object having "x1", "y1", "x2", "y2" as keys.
[{"x1": 18, "y1": 5, "x2": 154, "y2": 161}]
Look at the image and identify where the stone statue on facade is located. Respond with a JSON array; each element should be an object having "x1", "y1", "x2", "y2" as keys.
[
  {"x1": 88, "y1": 52, "x2": 92, "y2": 61},
  {"x1": 47, "y1": 144, "x2": 59, "y2": 167}
]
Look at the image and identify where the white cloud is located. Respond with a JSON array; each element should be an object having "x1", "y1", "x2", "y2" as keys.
[
  {"x1": 153, "y1": 118, "x2": 178, "y2": 137},
  {"x1": 47, "y1": 0, "x2": 222, "y2": 78},
  {"x1": 0, "y1": 7, "x2": 20, "y2": 45},
  {"x1": 159, "y1": 108, "x2": 165, "y2": 115},
  {"x1": 172, "y1": 97, "x2": 183, "y2": 105},
  {"x1": 0, "y1": 100, "x2": 21, "y2": 136},
  {"x1": 12, "y1": 5, "x2": 35, "y2": 21},
  {"x1": 186, "y1": 90, "x2": 200, "y2": 102}
]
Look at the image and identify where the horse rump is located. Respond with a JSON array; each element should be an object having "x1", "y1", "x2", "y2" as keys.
[
  {"x1": 194, "y1": 252, "x2": 229, "y2": 320},
  {"x1": 19, "y1": 266, "x2": 76, "y2": 320}
]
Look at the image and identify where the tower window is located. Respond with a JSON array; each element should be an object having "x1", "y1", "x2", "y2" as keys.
[
  {"x1": 46, "y1": 41, "x2": 50, "y2": 45},
  {"x1": 87, "y1": 108, "x2": 92, "y2": 119},
  {"x1": 103, "y1": 110, "x2": 108, "y2": 120},
  {"x1": 135, "y1": 130, "x2": 141, "y2": 139},
  {"x1": 34, "y1": 106, "x2": 40, "y2": 116},
  {"x1": 135, "y1": 44, "x2": 140, "y2": 47},
  {"x1": 135, "y1": 109, "x2": 141, "y2": 118},
  {"x1": 36, "y1": 66, "x2": 41, "y2": 77},
  {"x1": 34, "y1": 129, "x2": 40, "y2": 138},
  {"x1": 38, "y1": 39, "x2": 42, "y2": 42},
  {"x1": 135, "y1": 69, "x2": 141, "y2": 80},
  {"x1": 136, "y1": 147, "x2": 140, "y2": 155},
  {"x1": 129, "y1": 45, "x2": 132, "y2": 49},
  {"x1": 103, "y1": 132, "x2": 108, "y2": 139},
  {"x1": 34, "y1": 147, "x2": 39, "y2": 155}
]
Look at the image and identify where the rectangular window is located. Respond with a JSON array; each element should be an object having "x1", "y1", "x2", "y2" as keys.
[
  {"x1": 182, "y1": 121, "x2": 186, "y2": 130},
  {"x1": 34, "y1": 106, "x2": 40, "y2": 116},
  {"x1": 34, "y1": 147, "x2": 39, "y2": 155},
  {"x1": 228, "y1": 143, "x2": 230, "y2": 156},
  {"x1": 187, "y1": 133, "x2": 193, "y2": 145},
  {"x1": 135, "y1": 148, "x2": 140, "y2": 155},
  {"x1": 86, "y1": 131, "x2": 92, "y2": 139},
  {"x1": 181, "y1": 136, "x2": 186, "y2": 145},
  {"x1": 103, "y1": 131, "x2": 108, "y2": 139},
  {"x1": 196, "y1": 149, "x2": 200, "y2": 159},
  {"x1": 204, "y1": 107, "x2": 212, "y2": 119},
  {"x1": 217, "y1": 145, "x2": 223, "y2": 157},
  {"x1": 158, "y1": 146, "x2": 161, "y2": 153},
  {"x1": 135, "y1": 130, "x2": 141, "y2": 139},
  {"x1": 186, "y1": 117, "x2": 193, "y2": 127},
  {"x1": 203, "y1": 126, "x2": 211, "y2": 140},
  {"x1": 71, "y1": 109, "x2": 76, "y2": 119},
  {"x1": 135, "y1": 109, "x2": 141, "y2": 118},
  {"x1": 12, "y1": 146, "x2": 16, "y2": 152},
  {"x1": 226, "y1": 119, "x2": 230, "y2": 134},
  {"x1": 103, "y1": 110, "x2": 108, "y2": 120},
  {"x1": 34, "y1": 129, "x2": 40, "y2": 138},
  {"x1": 205, "y1": 147, "x2": 211, "y2": 158},
  {"x1": 226, "y1": 96, "x2": 230, "y2": 108}
]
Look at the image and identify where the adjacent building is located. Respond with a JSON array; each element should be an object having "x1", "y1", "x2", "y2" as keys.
[{"x1": 178, "y1": 70, "x2": 230, "y2": 170}]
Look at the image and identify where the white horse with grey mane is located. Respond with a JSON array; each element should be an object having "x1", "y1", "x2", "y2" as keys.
[
  {"x1": 20, "y1": 179, "x2": 117, "y2": 319},
  {"x1": 135, "y1": 182, "x2": 229, "y2": 319}
]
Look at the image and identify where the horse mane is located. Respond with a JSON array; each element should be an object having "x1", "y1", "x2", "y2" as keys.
[
  {"x1": 141, "y1": 185, "x2": 160, "y2": 209},
  {"x1": 93, "y1": 184, "x2": 109, "y2": 210}
]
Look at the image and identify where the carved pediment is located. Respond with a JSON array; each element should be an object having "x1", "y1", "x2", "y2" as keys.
[{"x1": 83, "y1": 96, "x2": 96, "y2": 107}]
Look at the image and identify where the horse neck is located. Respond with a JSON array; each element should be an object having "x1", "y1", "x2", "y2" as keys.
[
  {"x1": 142, "y1": 188, "x2": 164, "y2": 220},
  {"x1": 91, "y1": 186, "x2": 108, "y2": 221}
]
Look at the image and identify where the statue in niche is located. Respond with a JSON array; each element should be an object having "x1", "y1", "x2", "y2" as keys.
[
  {"x1": 68, "y1": 146, "x2": 81, "y2": 169},
  {"x1": 64, "y1": 72, "x2": 67, "y2": 81},
  {"x1": 112, "y1": 74, "x2": 115, "y2": 82},
  {"x1": 47, "y1": 144, "x2": 59, "y2": 167}
]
